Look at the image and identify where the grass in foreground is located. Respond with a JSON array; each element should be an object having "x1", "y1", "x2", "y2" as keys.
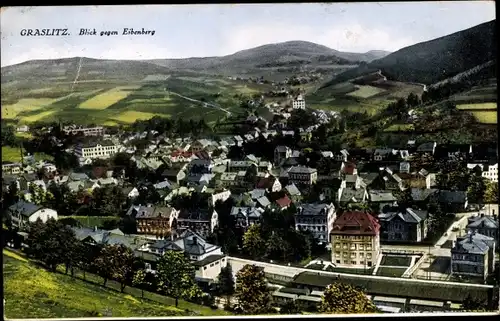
[
  {"x1": 3, "y1": 252, "x2": 189, "y2": 318},
  {"x1": 58, "y1": 215, "x2": 120, "y2": 228},
  {"x1": 3, "y1": 249, "x2": 228, "y2": 318},
  {"x1": 380, "y1": 255, "x2": 412, "y2": 267},
  {"x1": 79, "y1": 86, "x2": 139, "y2": 110}
]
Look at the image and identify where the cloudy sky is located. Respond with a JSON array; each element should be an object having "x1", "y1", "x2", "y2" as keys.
[{"x1": 1, "y1": 2, "x2": 495, "y2": 67}]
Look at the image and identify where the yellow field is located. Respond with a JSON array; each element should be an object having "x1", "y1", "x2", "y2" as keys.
[
  {"x1": 78, "y1": 86, "x2": 139, "y2": 110},
  {"x1": 2, "y1": 98, "x2": 58, "y2": 119},
  {"x1": 346, "y1": 85, "x2": 386, "y2": 99},
  {"x1": 102, "y1": 120, "x2": 119, "y2": 126},
  {"x1": 15, "y1": 132, "x2": 33, "y2": 139},
  {"x1": 111, "y1": 111, "x2": 168, "y2": 123},
  {"x1": 470, "y1": 111, "x2": 497, "y2": 124},
  {"x1": 20, "y1": 110, "x2": 56, "y2": 123},
  {"x1": 456, "y1": 103, "x2": 497, "y2": 110}
]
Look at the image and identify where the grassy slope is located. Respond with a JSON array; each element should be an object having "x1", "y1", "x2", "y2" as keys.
[
  {"x1": 3, "y1": 249, "x2": 228, "y2": 318},
  {"x1": 2, "y1": 146, "x2": 53, "y2": 163}
]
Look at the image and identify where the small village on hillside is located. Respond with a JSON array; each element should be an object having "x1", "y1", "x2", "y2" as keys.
[{"x1": 2, "y1": 91, "x2": 499, "y2": 315}]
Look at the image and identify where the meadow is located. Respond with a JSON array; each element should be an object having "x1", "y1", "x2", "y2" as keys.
[
  {"x1": 2, "y1": 98, "x2": 59, "y2": 119},
  {"x1": 3, "y1": 250, "x2": 226, "y2": 318},
  {"x1": 456, "y1": 102, "x2": 497, "y2": 110},
  {"x1": 455, "y1": 102, "x2": 497, "y2": 124},
  {"x1": 470, "y1": 111, "x2": 497, "y2": 124},
  {"x1": 346, "y1": 85, "x2": 386, "y2": 98},
  {"x1": 111, "y1": 111, "x2": 170, "y2": 123},
  {"x1": 78, "y1": 86, "x2": 140, "y2": 110}
]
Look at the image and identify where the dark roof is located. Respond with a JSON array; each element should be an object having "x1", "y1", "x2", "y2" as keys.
[
  {"x1": 134, "y1": 205, "x2": 175, "y2": 219},
  {"x1": 291, "y1": 271, "x2": 490, "y2": 302},
  {"x1": 467, "y1": 215, "x2": 499, "y2": 229},
  {"x1": 452, "y1": 233, "x2": 495, "y2": 255},
  {"x1": 275, "y1": 195, "x2": 292, "y2": 208},
  {"x1": 178, "y1": 210, "x2": 212, "y2": 221},
  {"x1": 8, "y1": 200, "x2": 43, "y2": 218},
  {"x1": 82, "y1": 139, "x2": 115, "y2": 148},
  {"x1": 438, "y1": 190, "x2": 467, "y2": 203},
  {"x1": 379, "y1": 208, "x2": 428, "y2": 224},
  {"x1": 331, "y1": 211, "x2": 380, "y2": 236},
  {"x1": 297, "y1": 203, "x2": 332, "y2": 216},
  {"x1": 192, "y1": 254, "x2": 225, "y2": 267}
]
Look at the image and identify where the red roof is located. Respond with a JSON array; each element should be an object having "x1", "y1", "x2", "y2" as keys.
[
  {"x1": 331, "y1": 211, "x2": 380, "y2": 236},
  {"x1": 171, "y1": 150, "x2": 193, "y2": 158},
  {"x1": 343, "y1": 162, "x2": 356, "y2": 175},
  {"x1": 275, "y1": 195, "x2": 292, "y2": 208}
]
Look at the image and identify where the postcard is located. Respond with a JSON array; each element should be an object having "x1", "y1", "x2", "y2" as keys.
[{"x1": 1, "y1": 2, "x2": 498, "y2": 319}]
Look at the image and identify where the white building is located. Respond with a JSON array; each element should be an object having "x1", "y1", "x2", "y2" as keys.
[
  {"x1": 8, "y1": 200, "x2": 58, "y2": 229},
  {"x1": 292, "y1": 94, "x2": 306, "y2": 109},
  {"x1": 74, "y1": 140, "x2": 118, "y2": 159},
  {"x1": 482, "y1": 163, "x2": 498, "y2": 182},
  {"x1": 63, "y1": 125, "x2": 105, "y2": 136}
]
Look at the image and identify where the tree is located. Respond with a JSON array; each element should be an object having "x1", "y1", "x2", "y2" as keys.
[
  {"x1": 467, "y1": 175, "x2": 487, "y2": 206},
  {"x1": 265, "y1": 231, "x2": 288, "y2": 262},
  {"x1": 132, "y1": 269, "x2": 152, "y2": 298},
  {"x1": 93, "y1": 244, "x2": 135, "y2": 291},
  {"x1": 484, "y1": 181, "x2": 498, "y2": 204},
  {"x1": 217, "y1": 264, "x2": 235, "y2": 306},
  {"x1": 156, "y1": 250, "x2": 198, "y2": 307},
  {"x1": 26, "y1": 218, "x2": 78, "y2": 272},
  {"x1": 319, "y1": 283, "x2": 378, "y2": 314},
  {"x1": 234, "y1": 264, "x2": 272, "y2": 314},
  {"x1": 461, "y1": 294, "x2": 487, "y2": 311},
  {"x1": 394, "y1": 187, "x2": 413, "y2": 208},
  {"x1": 280, "y1": 300, "x2": 301, "y2": 314},
  {"x1": 242, "y1": 224, "x2": 265, "y2": 258}
]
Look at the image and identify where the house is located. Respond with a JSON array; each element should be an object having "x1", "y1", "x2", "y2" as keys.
[
  {"x1": 399, "y1": 162, "x2": 411, "y2": 174},
  {"x1": 161, "y1": 168, "x2": 186, "y2": 184},
  {"x1": 292, "y1": 94, "x2": 306, "y2": 109},
  {"x1": 285, "y1": 183, "x2": 302, "y2": 202},
  {"x1": 338, "y1": 187, "x2": 368, "y2": 206},
  {"x1": 8, "y1": 200, "x2": 58, "y2": 229},
  {"x1": 368, "y1": 190, "x2": 397, "y2": 212},
  {"x1": 188, "y1": 159, "x2": 213, "y2": 175},
  {"x1": 131, "y1": 205, "x2": 179, "y2": 238},
  {"x1": 288, "y1": 166, "x2": 317, "y2": 186},
  {"x1": 190, "y1": 139, "x2": 213, "y2": 153},
  {"x1": 416, "y1": 142, "x2": 437, "y2": 156},
  {"x1": 434, "y1": 144, "x2": 472, "y2": 161},
  {"x1": 176, "y1": 209, "x2": 218, "y2": 238},
  {"x1": 122, "y1": 186, "x2": 140, "y2": 199},
  {"x1": 255, "y1": 176, "x2": 282, "y2": 192},
  {"x1": 138, "y1": 230, "x2": 227, "y2": 282},
  {"x1": 217, "y1": 173, "x2": 238, "y2": 188},
  {"x1": 470, "y1": 142, "x2": 497, "y2": 163},
  {"x1": 295, "y1": 203, "x2": 336, "y2": 244},
  {"x1": 63, "y1": 125, "x2": 105, "y2": 136},
  {"x1": 410, "y1": 188, "x2": 439, "y2": 207},
  {"x1": 275, "y1": 195, "x2": 292, "y2": 210},
  {"x1": 378, "y1": 207, "x2": 429, "y2": 242},
  {"x1": 451, "y1": 231, "x2": 496, "y2": 280},
  {"x1": 209, "y1": 189, "x2": 231, "y2": 206},
  {"x1": 274, "y1": 146, "x2": 292, "y2": 166},
  {"x1": 330, "y1": 211, "x2": 381, "y2": 268},
  {"x1": 334, "y1": 149, "x2": 349, "y2": 162},
  {"x1": 340, "y1": 162, "x2": 357, "y2": 176},
  {"x1": 2, "y1": 162, "x2": 22, "y2": 175},
  {"x1": 481, "y1": 163, "x2": 498, "y2": 182},
  {"x1": 467, "y1": 214, "x2": 499, "y2": 242},
  {"x1": 229, "y1": 206, "x2": 264, "y2": 229},
  {"x1": 373, "y1": 149, "x2": 395, "y2": 161},
  {"x1": 437, "y1": 190, "x2": 468, "y2": 212},
  {"x1": 74, "y1": 140, "x2": 118, "y2": 159}
]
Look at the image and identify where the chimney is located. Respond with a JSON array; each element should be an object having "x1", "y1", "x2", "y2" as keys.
[{"x1": 192, "y1": 236, "x2": 197, "y2": 245}]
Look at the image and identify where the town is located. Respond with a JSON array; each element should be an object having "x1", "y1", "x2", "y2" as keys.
[{"x1": 2, "y1": 92, "x2": 499, "y2": 315}]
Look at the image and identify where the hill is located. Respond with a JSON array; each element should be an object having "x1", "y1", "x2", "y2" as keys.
[
  {"x1": 3, "y1": 249, "x2": 226, "y2": 318},
  {"x1": 322, "y1": 20, "x2": 497, "y2": 87}
]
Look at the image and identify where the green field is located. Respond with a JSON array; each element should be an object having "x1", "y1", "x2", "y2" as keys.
[
  {"x1": 111, "y1": 111, "x2": 170, "y2": 123},
  {"x1": 346, "y1": 85, "x2": 386, "y2": 98},
  {"x1": 470, "y1": 110, "x2": 497, "y2": 124},
  {"x1": 2, "y1": 146, "x2": 53, "y2": 163},
  {"x1": 456, "y1": 102, "x2": 497, "y2": 110},
  {"x1": 3, "y1": 249, "x2": 225, "y2": 318},
  {"x1": 380, "y1": 255, "x2": 413, "y2": 267},
  {"x1": 79, "y1": 86, "x2": 139, "y2": 110},
  {"x1": 2, "y1": 98, "x2": 58, "y2": 119}
]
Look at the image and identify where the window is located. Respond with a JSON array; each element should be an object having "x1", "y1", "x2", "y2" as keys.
[
  {"x1": 210, "y1": 263, "x2": 214, "y2": 267},
  {"x1": 336, "y1": 260, "x2": 340, "y2": 264},
  {"x1": 367, "y1": 262, "x2": 372, "y2": 267},
  {"x1": 351, "y1": 261, "x2": 356, "y2": 265},
  {"x1": 204, "y1": 266, "x2": 207, "y2": 270},
  {"x1": 215, "y1": 261, "x2": 219, "y2": 265}
]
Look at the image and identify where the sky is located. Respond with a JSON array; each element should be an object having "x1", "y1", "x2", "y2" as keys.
[{"x1": 0, "y1": 2, "x2": 496, "y2": 67}]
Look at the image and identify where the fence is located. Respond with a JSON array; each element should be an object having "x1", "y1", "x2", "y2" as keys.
[{"x1": 383, "y1": 249, "x2": 425, "y2": 256}]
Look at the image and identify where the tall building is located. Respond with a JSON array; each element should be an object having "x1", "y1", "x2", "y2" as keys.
[
  {"x1": 330, "y1": 211, "x2": 381, "y2": 268},
  {"x1": 292, "y1": 94, "x2": 306, "y2": 109},
  {"x1": 74, "y1": 140, "x2": 118, "y2": 159}
]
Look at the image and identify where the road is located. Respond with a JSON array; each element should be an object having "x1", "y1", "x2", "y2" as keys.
[{"x1": 167, "y1": 91, "x2": 232, "y2": 116}]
